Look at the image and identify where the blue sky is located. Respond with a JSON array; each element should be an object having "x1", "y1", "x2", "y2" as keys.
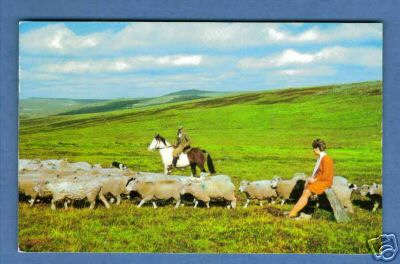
[{"x1": 19, "y1": 22, "x2": 382, "y2": 99}]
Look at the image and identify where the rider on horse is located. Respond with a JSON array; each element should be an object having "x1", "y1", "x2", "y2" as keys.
[{"x1": 171, "y1": 126, "x2": 191, "y2": 168}]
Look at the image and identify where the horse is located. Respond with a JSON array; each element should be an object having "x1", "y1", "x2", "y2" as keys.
[{"x1": 148, "y1": 134, "x2": 216, "y2": 176}]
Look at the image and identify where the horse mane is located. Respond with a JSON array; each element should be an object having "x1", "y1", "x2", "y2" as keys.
[{"x1": 157, "y1": 135, "x2": 167, "y2": 146}]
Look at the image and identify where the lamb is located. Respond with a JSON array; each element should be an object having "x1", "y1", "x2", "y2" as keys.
[
  {"x1": 359, "y1": 183, "x2": 382, "y2": 212},
  {"x1": 239, "y1": 180, "x2": 277, "y2": 208},
  {"x1": 180, "y1": 176, "x2": 237, "y2": 209},
  {"x1": 35, "y1": 178, "x2": 109, "y2": 210},
  {"x1": 126, "y1": 178, "x2": 183, "y2": 208}
]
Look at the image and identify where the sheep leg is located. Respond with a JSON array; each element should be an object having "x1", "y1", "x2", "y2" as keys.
[
  {"x1": 346, "y1": 203, "x2": 354, "y2": 214},
  {"x1": 99, "y1": 193, "x2": 110, "y2": 209},
  {"x1": 109, "y1": 197, "x2": 115, "y2": 204},
  {"x1": 372, "y1": 201, "x2": 379, "y2": 212},
  {"x1": 280, "y1": 199, "x2": 286, "y2": 206},
  {"x1": 152, "y1": 201, "x2": 157, "y2": 209},
  {"x1": 259, "y1": 200, "x2": 263, "y2": 206},
  {"x1": 89, "y1": 201, "x2": 96, "y2": 210},
  {"x1": 194, "y1": 200, "x2": 199, "y2": 208},
  {"x1": 244, "y1": 199, "x2": 250, "y2": 208},
  {"x1": 206, "y1": 201, "x2": 210, "y2": 208},
  {"x1": 138, "y1": 198, "x2": 149, "y2": 208},
  {"x1": 116, "y1": 195, "x2": 121, "y2": 205},
  {"x1": 51, "y1": 199, "x2": 57, "y2": 210},
  {"x1": 64, "y1": 200, "x2": 69, "y2": 210},
  {"x1": 29, "y1": 197, "x2": 36, "y2": 207},
  {"x1": 231, "y1": 199, "x2": 237, "y2": 209},
  {"x1": 175, "y1": 200, "x2": 181, "y2": 208}
]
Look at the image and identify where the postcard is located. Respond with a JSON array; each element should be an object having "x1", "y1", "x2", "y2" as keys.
[{"x1": 18, "y1": 22, "x2": 383, "y2": 254}]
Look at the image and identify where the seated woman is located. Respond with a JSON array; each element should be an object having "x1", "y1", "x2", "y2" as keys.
[{"x1": 288, "y1": 139, "x2": 334, "y2": 218}]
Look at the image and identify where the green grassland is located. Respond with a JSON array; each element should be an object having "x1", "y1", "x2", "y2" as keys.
[{"x1": 18, "y1": 81, "x2": 382, "y2": 253}]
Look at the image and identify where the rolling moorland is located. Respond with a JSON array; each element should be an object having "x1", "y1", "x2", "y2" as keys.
[
  {"x1": 18, "y1": 81, "x2": 382, "y2": 253},
  {"x1": 19, "y1": 89, "x2": 231, "y2": 118}
]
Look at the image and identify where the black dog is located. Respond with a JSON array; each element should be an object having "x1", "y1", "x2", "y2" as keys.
[{"x1": 112, "y1": 161, "x2": 127, "y2": 170}]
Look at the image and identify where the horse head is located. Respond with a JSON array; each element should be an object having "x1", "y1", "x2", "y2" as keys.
[{"x1": 148, "y1": 134, "x2": 169, "y2": 151}]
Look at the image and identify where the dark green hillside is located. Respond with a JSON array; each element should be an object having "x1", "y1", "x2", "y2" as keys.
[{"x1": 59, "y1": 99, "x2": 144, "y2": 115}]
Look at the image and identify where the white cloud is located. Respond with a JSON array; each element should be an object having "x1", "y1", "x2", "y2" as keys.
[
  {"x1": 20, "y1": 24, "x2": 105, "y2": 54},
  {"x1": 276, "y1": 66, "x2": 336, "y2": 76},
  {"x1": 265, "y1": 23, "x2": 382, "y2": 43},
  {"x1": 38, "y1": 55, "x2": 204, "y2": 74},
  {"x1": 267, "y1": 28, "x2": 319, "y2": 42},
  {"x1": 237, "y1": 46, "x2": 382, "y2": 69},
  {"x1": 20, "y1": 23, "x2": 382, "y2": 55}
]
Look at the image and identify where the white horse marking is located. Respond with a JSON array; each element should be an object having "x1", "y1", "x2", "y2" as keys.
[{"x1": 148, "y1": 136, "x2": 190, "y2": 174}]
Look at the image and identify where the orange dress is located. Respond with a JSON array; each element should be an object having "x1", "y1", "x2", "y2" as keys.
[{"x1": 306, "y1": 155, "x2": 334, "y2": 195}]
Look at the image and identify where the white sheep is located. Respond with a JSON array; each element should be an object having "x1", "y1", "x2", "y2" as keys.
[
  {"x1": 271, "y1": 176, "x2": 305, "y2": 205},
  {"x1": 239, "y1": 180, "x2": 277, "y2": 208},
  {"x1": 180, "y1": 175, "x2": 237, "y2": 209},
  {"x1": 331, "y1": 184, "x2": 355, "y2": 214},
  {"x1": 35, "y1": 178, "x2": 109, "y2": 210},
  {"x1": 126, "y1": 177, "x2": 184, "y2": 208},
  {"x1": 99, "y1": 176, "x2": 132, "y2": 205}
]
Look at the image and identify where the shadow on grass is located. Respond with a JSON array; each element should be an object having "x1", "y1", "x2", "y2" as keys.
[{"x1": 353, "y1": 199, "x2": 374, "y2": 211}]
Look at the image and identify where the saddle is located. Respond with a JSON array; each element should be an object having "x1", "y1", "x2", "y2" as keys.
[{"x1": 183, "y1": 145, "x2": 192, "y2": 154}]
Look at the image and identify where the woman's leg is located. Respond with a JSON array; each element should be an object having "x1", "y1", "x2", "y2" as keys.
[{"x1": 288, "y1": 189, "x2": 312, "y2": 217}]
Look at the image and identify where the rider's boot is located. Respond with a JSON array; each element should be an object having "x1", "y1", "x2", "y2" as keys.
[{"x1": 172, "y1": 156, "x2": 178, "y2": 168}]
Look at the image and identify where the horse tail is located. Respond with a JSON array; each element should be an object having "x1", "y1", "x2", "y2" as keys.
[{"x1": 202, "y1": 150, "x2": 216, "y2": 174}]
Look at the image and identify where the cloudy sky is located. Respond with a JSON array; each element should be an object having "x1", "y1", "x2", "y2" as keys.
[{"x1": 19, "y1": 22, "x2": 382, "y2": 99}]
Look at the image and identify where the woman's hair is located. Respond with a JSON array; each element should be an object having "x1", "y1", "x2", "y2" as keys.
[{"x1": 312, "y1": 139, "x2": 326, "y2": 151}]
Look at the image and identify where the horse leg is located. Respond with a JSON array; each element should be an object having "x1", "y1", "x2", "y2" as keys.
[
  {"x1": 190, "y1": 163, "x2": 197, "y2": 177},
  {"x1": 198, "y1": 163, "x2": 206, "y2": 173}
]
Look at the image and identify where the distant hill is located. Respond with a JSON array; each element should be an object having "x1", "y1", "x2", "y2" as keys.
[
  {"x1": 20, "y1": 89, "x2": 233, "y2": 118},
  {"x1": 58, "y1": 99, "x2": 145, "y2": 115},
  {"x1": 19, "y1": 98, "x2": 109, "y2": 118},
  {"x1": 164, "y1": 89, "x2": 229, "y2": 97}
]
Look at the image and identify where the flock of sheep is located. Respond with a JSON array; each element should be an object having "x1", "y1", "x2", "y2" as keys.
[{"x1": 18, "y1": 159, "x2": 382, "y2": 214}]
